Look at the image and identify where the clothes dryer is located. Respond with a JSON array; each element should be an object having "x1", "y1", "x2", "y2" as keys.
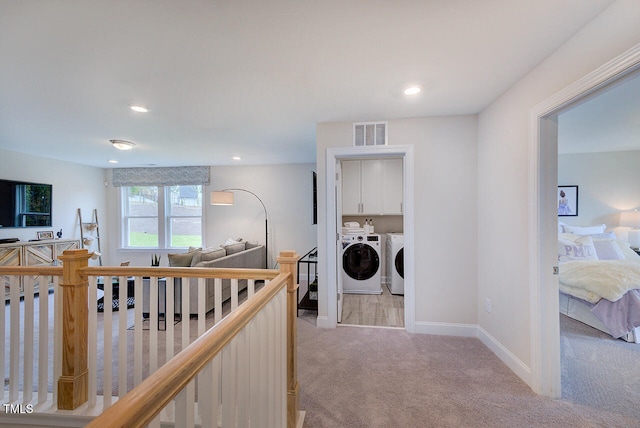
[
  {"x1": 342, "y1": 234, "x2": 382, "y2": 294},
  {"x1": 386, "y1": 233, "x2": 404, "y2": 295}
]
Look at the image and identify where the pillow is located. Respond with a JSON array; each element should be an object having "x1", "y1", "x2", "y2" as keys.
[
  {"x1": 199, "y1": 247, "x2": 226, "y2": 263},
  {"x1": 224, "y1": 242, "x2": 246, "y2": 255},
  {"x1": 558, "y1": 234, "x2": 598, "y2": 262},
  {"x1": 561, "y1": 224, "x2": 606, "y2": 236},
  {"x1": 592, "y1": 239, "x2": 625, "y2": 260},
  {"x1": 168, "y1": 249, "x2": 199, "y2": 267},
  {"x1": 558, "y1": 221, "x2": 566, "y2": 234},
  {"x1": 588, "y1": 231, "x2": 616, "y2": 240},
  {"x1": 224, "y1": 238, "x2": 243, "y2": 246},
  {"x1": 245, "y1": 240, "x2": 260, "y2": 249}
]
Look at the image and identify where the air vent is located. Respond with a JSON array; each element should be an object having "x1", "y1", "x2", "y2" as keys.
[{"x1": 353, "y1": 121, "x2": 387, "y2": 146}]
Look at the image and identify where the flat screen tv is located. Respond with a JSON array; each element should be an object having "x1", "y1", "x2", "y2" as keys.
[{"x1": 0, "y1": 179, "x2": 52, "y2": 228}]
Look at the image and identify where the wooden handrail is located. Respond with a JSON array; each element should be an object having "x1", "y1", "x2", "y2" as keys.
[
  {"x1": 0, "y1": 266, "x2": 62, "y2": 276},
  {"x1": 84, "y1": 271, "x2": 290, "y2": 428},
  {"x1": 78, "y1": 266, "x2": 281, "y2": 280}
]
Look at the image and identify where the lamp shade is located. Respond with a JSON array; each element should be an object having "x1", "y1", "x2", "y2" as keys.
[
  {"x1": 210, "y1": 191, "x2": 234, "y2": 205},
  {"x1": 620, "y1": 210, "x2": 640, "y2": 228}
]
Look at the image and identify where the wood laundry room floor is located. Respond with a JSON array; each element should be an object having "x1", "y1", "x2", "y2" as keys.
[{"x1": 341, "y1": 285, "x2": 404, "y2": 327}]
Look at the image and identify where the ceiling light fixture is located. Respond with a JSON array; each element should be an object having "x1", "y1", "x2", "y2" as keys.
[
  {"x1": 110, "y1": 139, "x2": 135, "y2": 150},
  {"x1": 404, "y1": 85, "x2": 422, "y2": 96},
  {"x1": 232, "y1": 156, "x2": 242, "y2": 160},
  {"x1": 108, "y1": 159, "x2": 119, "y2": 164},
  {"x1": 130, "y1": 105, "x2": 149, "y2": 113}
]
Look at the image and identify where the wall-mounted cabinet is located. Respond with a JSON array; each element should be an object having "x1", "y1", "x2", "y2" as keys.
[
  {"x1": 341, "y1": 158, "x2": 403, "y2": 215},
  {"x1": 1, "y1": 239, "x2": 80, "y2": 297}
]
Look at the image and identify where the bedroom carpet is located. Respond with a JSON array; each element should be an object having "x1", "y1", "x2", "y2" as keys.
[
  {"x1": 560, "y1": 313, "x2": 640, "y2": 420},
  {"x1": 297, "y1": 311, "x2": 640, "y2": 428}
]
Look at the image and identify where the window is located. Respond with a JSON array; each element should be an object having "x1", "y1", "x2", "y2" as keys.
[{"x1": 122, "y1": 185, "x2": 202, "y2": 248}]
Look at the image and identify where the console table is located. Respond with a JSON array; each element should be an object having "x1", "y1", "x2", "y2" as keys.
[
  {"x1": 297, "y1": 247, "x2": 318, "y2": 316},
  {"x1": 0, "y1": 238, "x2": 80, "y2": 298}
]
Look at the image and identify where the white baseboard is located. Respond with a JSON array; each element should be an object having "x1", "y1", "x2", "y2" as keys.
[
  {"x1": 315, "y1": 315, "x2": 332, "y2": 329},
  {"x1": 413, "y1": 321, "x2": 532, "y2": 388},
  {"x1": 413, "y1": 320, "x2": 477, "y2": 337},
  {"x1": 476, "y1": 326, "x2": 532, "y2": 387}
]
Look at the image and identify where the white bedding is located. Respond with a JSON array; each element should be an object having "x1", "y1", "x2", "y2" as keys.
[{"x1": 559, "y1": 259, "x2": 640, "y2": 304}]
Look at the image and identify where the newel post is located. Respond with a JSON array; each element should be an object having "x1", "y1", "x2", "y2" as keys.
[
  {"x1": 277, "y1": 250, "x2": 301, "y2": 428},
  {"x1": 56, "y1": 249, "x2": 91, "y2": 410}
]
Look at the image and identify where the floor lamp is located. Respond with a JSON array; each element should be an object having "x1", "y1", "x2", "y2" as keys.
[{"x1": 211, "y1": 188, "x2": 269, "y2": 268}]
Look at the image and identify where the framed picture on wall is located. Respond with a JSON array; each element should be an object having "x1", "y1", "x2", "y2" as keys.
[
  {"x1": 36, "y1": 230, "x2": 54, "y2": 240},
  {"x1": 558, "y1": 185, "x2": 578, "y2": 216}
]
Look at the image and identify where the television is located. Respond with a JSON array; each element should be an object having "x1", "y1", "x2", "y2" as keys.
[{"x1": 0, "y1": 179, "x2": 52, "y2": 228}]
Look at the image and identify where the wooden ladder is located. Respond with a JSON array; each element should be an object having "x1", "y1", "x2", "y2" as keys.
[{"x1": 78, "y1": 208, "x2": 102, "y2": 265}]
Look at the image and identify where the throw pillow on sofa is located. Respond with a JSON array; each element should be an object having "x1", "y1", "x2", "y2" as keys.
[
  {"x1": 225, "y1": 242, "x2": 246, "y2": 255},
  {"x1": 191, "y1": 247, "x2": 226, "y2": 266},
  {"x1": 168, "y1": 248, "x2": 200, "y2": 267}
]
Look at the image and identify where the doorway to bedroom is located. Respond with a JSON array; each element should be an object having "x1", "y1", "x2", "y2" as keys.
[{"x1": 537, "y1": 54, "x2": 640, "y2": 417}]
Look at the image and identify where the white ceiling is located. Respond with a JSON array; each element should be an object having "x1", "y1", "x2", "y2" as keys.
[{"x1": 0, "y1": 1, "x2": 618, "y2": 168}]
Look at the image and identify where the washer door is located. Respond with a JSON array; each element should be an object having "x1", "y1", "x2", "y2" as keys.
[
  {"x1": 395, "y1": 247, "x2": 404, "y2": 279},
  {"x1": 343, "y1": 243, "x2": 380, "y2": 280}
]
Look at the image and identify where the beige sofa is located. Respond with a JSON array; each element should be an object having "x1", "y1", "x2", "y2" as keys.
[{"x1": 165, "y1": 241, "x2": 265, "y2": 315}]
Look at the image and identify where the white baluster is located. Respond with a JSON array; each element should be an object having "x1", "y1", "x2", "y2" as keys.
[
  {"x1": 9, "y1": 275, "x2": 20, "y2": 402},
  {"x1": 103, "y1": 275, "x2": 113, "y2": 408},
  {"x1": 134, "y1": 277, "x2": 143, "y2": 386},
  {"x1": 214, "y1": 278, "x2": 222, "y2": 325},
  {"x1": 23, "y1": 275, "x2": 34, "y2": 403},
  {"x1": 118, "y1": 276, "x2": 128, "y2": 398},
  {"x1": 87, "y1": 276, "x2": 98, "y2": 407}
]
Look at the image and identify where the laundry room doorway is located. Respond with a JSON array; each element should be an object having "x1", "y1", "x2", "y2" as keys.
[{"x1": 325, "y1": 145, "x2": 415, "y2": 332}]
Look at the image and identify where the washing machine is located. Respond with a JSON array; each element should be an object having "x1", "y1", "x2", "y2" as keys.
[
  {"x1": 386, "y1": 233, "x2": 404, "y2": 295},
  {"x1": 342, "y1": 234, "x2": 382, "y2": 294}
]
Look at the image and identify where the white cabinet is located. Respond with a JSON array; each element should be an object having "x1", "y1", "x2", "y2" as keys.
[
  {"x1": 341, "y1": 158, "x2": 403, "y2": 215},
  {"x1": 382, "y1": 158, "x2": 403, "y2": 215}
]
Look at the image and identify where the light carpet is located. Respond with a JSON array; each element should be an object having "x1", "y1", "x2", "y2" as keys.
[{"x1": 297, "y1": 312, "x2": 639, "y2": 428}]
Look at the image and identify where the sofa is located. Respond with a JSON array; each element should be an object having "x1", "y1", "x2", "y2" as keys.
[{"x1": 157, "y1": 240, "x2": 265, "y2": 315}]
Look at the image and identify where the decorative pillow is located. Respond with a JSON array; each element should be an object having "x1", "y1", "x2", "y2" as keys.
[
  {"x1": 558, "y1": 234, "x2": 598, "y2": 262},
  {"x1": 168, "y1": 249, "x2": 199, "y2": 267},
  {"x1": 245, "y1": 241, "x2": 260, "y2": 249},
  {"x1": 558, "y1": 221, "x2": 566, "y2": 234},
  {"x1": 224, "y1": 242, "x2": 246, "y2": 255},
  {"x1": 199, "y1": 247, "x2": 226, "y2": 263},
  {"x1": 592, "y1": 239, "x2": 625, "y2": 260},
  {"x1": 588, "y1": 231, "x2": 616, "y2": 240},
  {"x1": 561, "y1": 224, "x2": 606, "y2": 236},
  {"x1": 224, "y1": 238, "x2": 243, "y2": 246}
]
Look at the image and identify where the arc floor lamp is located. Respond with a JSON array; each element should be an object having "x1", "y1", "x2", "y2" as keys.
[{"x1": 211, "y1": 188, "x2": 269, "y2": 268}]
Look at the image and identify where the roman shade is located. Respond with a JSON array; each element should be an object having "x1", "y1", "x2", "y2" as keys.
[{"x1": 112, "y1": 166, "x2": 210, "y2": 187}]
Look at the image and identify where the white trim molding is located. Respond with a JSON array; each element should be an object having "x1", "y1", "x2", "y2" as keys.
[{"x1": 324, "y1": 145, "x2": 415, "y2": 332}]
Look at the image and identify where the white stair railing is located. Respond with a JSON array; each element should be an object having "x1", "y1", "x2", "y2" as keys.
[{"x1": 0, "y1": 250, "x2": 302, "y2": 427}]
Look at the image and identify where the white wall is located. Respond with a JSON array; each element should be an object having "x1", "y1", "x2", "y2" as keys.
[
  {"x1": 105, "y1": 164, "x2": 318, "y2": 269},
  {"x1": 316, "y1": 116, "x2": 478, "y2": 326},
  {"x1": 0, "y1": 148, "x2": 106, "y2": 257},
  {"x1": 558, "y1": 150, "x2": 640, "y2": 235},
  {"x1": 477, "y1": 0, "x2": 640, "y2": 384}
]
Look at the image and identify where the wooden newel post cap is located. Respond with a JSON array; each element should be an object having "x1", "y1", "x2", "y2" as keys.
[{"x1": 277, "y1": 250, "x2": 300, "y2": 264}]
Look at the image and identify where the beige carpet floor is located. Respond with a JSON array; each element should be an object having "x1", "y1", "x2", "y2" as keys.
[{"x1": 297, "y1": 311, "x2": 640, "y2": 428}]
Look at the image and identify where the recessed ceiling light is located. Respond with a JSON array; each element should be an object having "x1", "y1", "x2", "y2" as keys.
[
  {"x1": 110, "y1": 139, "x2": 135, "y2": 150},
  {"x1": 232, "y1": 156, "x2": 241, "y2": 161},
  {"x1": 404, "y1": 86, "x2": 421, "y2": 96},
  {"x1": 130, "y1": 105, "x2": 149, "y2": 113},
  {"x1": 108, "y1": 159, "x2": 118, "y2": 164}
]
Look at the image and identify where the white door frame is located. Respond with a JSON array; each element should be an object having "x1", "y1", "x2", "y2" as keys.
[
  {"x1": 530, "y1": 43, "x2": 640, "y2": 396},
  {"x1": 325, "y1": 145, "x2": 415, "y2": 331}
]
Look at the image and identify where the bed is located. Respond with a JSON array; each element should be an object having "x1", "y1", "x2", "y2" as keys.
[{"x1": 558, "y1": 228, "x2": 640, "y2": 343}]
